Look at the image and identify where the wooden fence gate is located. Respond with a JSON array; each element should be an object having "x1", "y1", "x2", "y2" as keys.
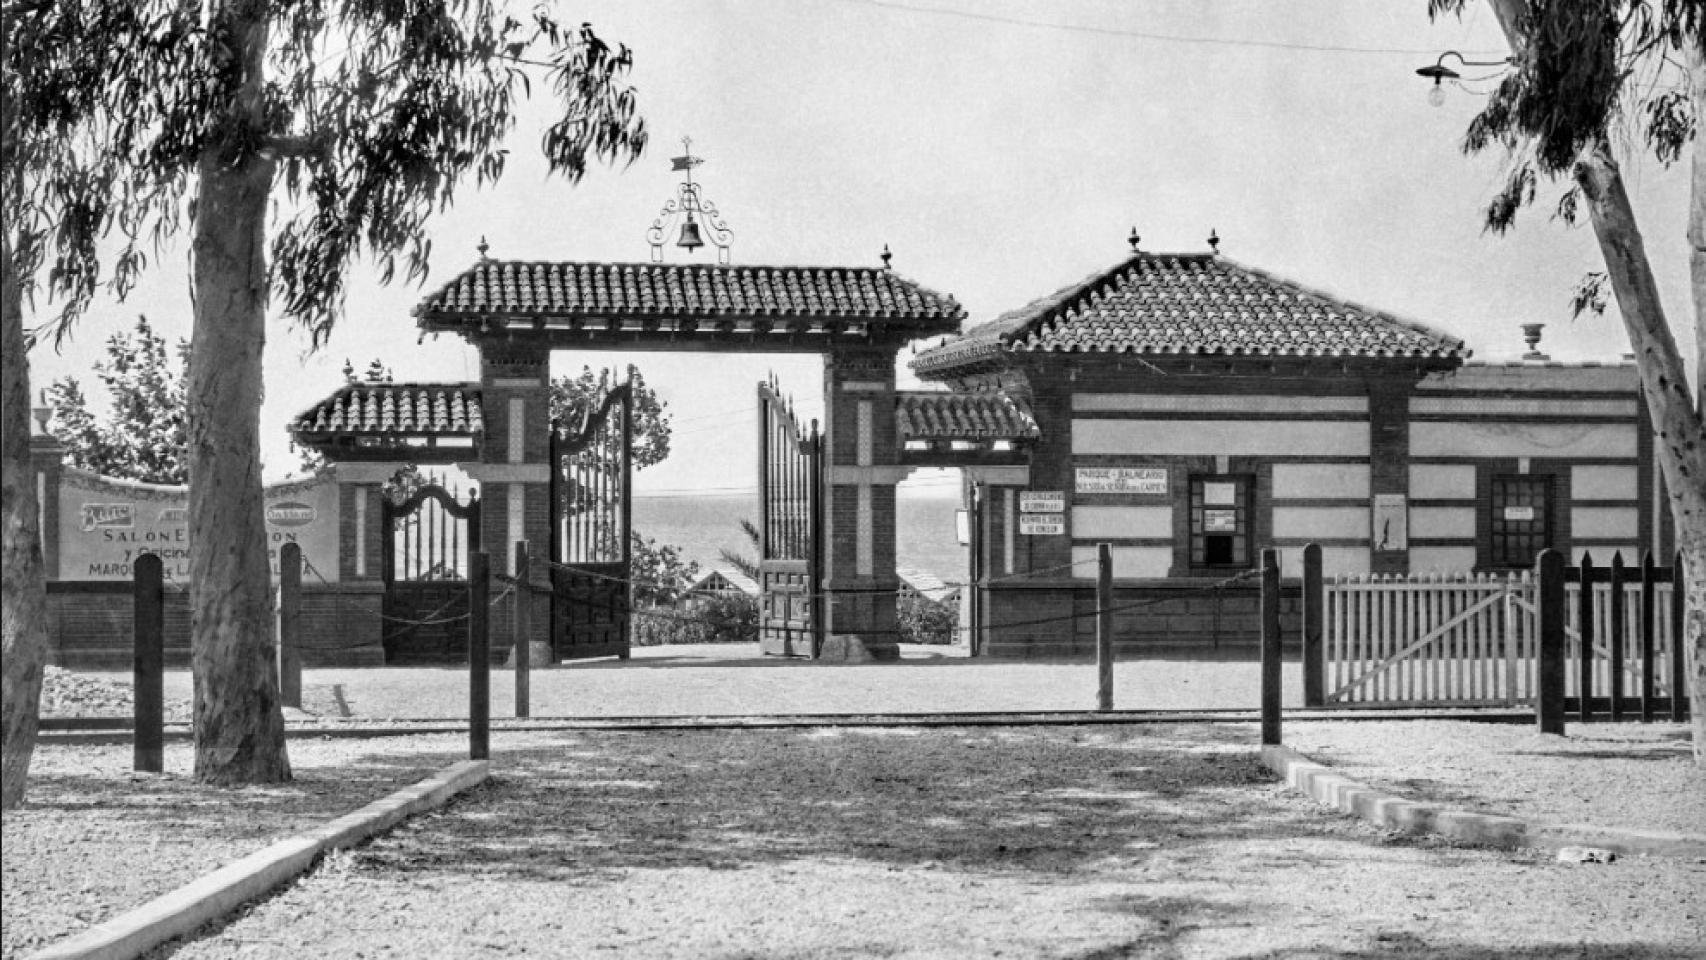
[
  {"x1": 550, "y1": 381, "x2": 633, "y2": 661},
  {"x1": 380, "y1": 482, "x2": 481, "y2": 664},
  {"x1": 1318, "y1": 551, "x2": 1685, "y2": 713},
  {"x1": 757, "y1": 377, "x2": 823, "y2": 657}
]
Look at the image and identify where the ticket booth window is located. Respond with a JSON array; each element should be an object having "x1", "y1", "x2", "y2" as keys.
[
  {"x1": 1489, "y1": 476, "x2": 1551, "y2": 568},
  {"x1": 1190, "y1": 476, "x2": 1251, "y2": 568}
]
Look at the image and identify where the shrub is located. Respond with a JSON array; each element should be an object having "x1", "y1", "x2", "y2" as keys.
[
  {"x1": 897, "y1": 591, "x2": 959, "y2": 645},
  {"x1": 631, "y1": 592, "x2": 758, "y2": 646}
]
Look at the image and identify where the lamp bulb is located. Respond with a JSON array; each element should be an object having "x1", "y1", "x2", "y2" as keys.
[{"x1": 1427, "y1": 83, "x2": 1447, "y2": 108}]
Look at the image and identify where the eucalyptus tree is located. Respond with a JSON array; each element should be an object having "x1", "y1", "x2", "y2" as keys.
[
  {"x1": 1, "y1": 0, "x2": 646, "y2": 798},
  {"x1": 1429, "y1": 0, "x2": 1704, "y2": 756}
]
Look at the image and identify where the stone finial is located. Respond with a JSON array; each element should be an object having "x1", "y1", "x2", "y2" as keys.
[
  {"x1": 881, "y1": 244, "x2": 893, "y2": 270},
  {"x1": 477, "y1": 236, "x2": 491, "y2": 260},
  {"x1": 1128, "y1": 227, "x2": 1141, "y2": 253},
  {"x1": 1521, "y1": 322, "x2": 1548, "y2": 361},
  {"x1": 1208, "y1": 228, "x2": 1220, "y2": 253}
]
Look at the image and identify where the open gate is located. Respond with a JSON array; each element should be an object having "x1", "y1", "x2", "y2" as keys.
[
  {"x1": 381, "y1": 482, "x2": 481, "y2": 664},
  {"x1": 758, "y1": 378, "x2": 823, "y2": 657},
  {"x1": 550, "y1": 381, "x2": 633, "y2": 661}
]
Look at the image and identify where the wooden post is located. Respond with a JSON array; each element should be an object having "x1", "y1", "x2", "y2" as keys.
[
  {"x1": 1576, "y1": 551, "x2": 1594, "y2": 723},
  {"x1": 1536, "y1": 549, "x2": 1565, "y2": 735},
  {"x1": 277, "y1": 542, "x2": 302, "y2": 710},
  {"x1": 133, "y1": 553, "x2": 164, "y2": 774},
  {"x1": 1671, "y1": 550, "x2": 1687, "y2": 723},
  {"x1": 1095, "y1": 542, "x2": 1113, "y2": 712},
  {"x1": 1301, "y1": 543, "x2": 1324, "y2": 708},
  {"x1": 1640, "y1": 550, "x2": 1656, "y2": 723},
  {"x1": 470, "y1": 550, "x2": 490, "y2": 760},
  {"x1": 1609, "y1": 552, "x2": 1626, "y2": 721},
  {"x1": 513, "y1": 540, "x2": 531, "y2": 719},
  {"x1": 1261, "y1": 548, "x2": 1282, "y2": 746}
]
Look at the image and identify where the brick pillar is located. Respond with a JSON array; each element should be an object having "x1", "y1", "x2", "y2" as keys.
[
  {"x1": 1368, "y1": 378, "x2": 1410, "y2": 575},
  {"x1": 469, "y1": 341, "x2": 554, "y2": 661},
  {"x1": 30, "y1": 431, "x2": 63, "y2": 580},
  {"x1": 819, "y1": 345, "x2": 909, "y2": 662}
]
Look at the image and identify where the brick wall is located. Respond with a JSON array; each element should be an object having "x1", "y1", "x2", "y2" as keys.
[{"x1": 47, "y1": 582, "x2": 385, "y2": 670}]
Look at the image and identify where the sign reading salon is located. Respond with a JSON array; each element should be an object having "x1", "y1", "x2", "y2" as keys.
[{"x1": 57, "y1": 470, "x2": 340, "y2": 582}]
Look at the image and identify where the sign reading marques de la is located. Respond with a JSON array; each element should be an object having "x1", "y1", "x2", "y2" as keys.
[
  {"x1": 58, "y1": 470, "x2": 340, "y2": 582},
  {"x1": 1074, "y1": 466, "x2": 1168, "y2": 495}
]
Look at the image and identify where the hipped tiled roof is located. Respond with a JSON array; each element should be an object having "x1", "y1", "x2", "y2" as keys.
[
  {"x1": 914, "y1": 253, "x2": 1466, "y2": 377},
  {"x1": 895, "y1": 391, "x2": 1040, "y2": 442},
  {"x1": 291, "y1": 383, "x2": 483, "y2": 437},
  {"x1": 414, "y1": 260, "x2": 963, "y2": 328}
]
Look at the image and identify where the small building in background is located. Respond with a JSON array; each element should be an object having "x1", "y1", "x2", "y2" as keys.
[
  {"x1": 913, "y1": 247, "x2": 1664, "y2": 657},
  {"x1": 683, "y1": 568, "x2": 759, "y2": 608}
]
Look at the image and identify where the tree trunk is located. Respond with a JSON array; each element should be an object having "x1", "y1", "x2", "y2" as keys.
[
  {"x1": 188, "y1": 150, "x2": 290, "y2": 784},
  {"x1": 1487, "y1": 0, "x2": 1706, "y2": 761},
  {"x1": 186, "y1": 0, "x2": 289, "y2": 783},
  {"x1": 1, "y1": 236, "x2": 50, "y2": 809},
  {"x1": 1687, "y1": 43, "x2": 1706, "y2": 758}
]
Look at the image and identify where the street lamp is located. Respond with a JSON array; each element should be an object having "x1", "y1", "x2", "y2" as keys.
[{"x1": 1416, "y1": 51, "x2": 1511, "y2": 107}]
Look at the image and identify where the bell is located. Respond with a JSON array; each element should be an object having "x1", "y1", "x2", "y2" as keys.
[{"x1": 677, "y1": 217, "x2": 705, "y2": 251}]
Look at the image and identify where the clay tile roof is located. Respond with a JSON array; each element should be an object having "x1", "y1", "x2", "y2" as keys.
[
  {"x1": 413, "y1": 260, "x2": 964, "y2": 330},
  {"x1": 290, "y1": 383, "x2": 483, "y2": 439},
  {"x1": 895, "y1": 391, "x2": 1040, "y2": 442},
  {"x1": 912, "y1": 253, "x2": 1466, "y2": 377}
]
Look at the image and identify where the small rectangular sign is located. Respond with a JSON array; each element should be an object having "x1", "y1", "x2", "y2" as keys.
[
  {"x1": 1204, "y1": 509, "x2": 1238, "y2": 533},
  {"x1": 1019, "y1": 513, "x2": 1066, "y2": 536},
  {"x1": 955, "y1": 509, "x2": 971, "y2": 546},
  {"x1": 1019, "y1": 491, "x2": 1065, "y2": 513},
  {"x1": 1075, "y1": 467, "x2": 1168, "y2": 495},
  {"x1": 1373, "y1": 493, "x2": 1408, "y2": 551},
  {"x1": 1504, "y1": 505, "x2": 1536, "y2": 522}
]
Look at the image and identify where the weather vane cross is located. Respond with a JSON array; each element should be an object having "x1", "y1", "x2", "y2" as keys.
[{"x1": 648, "y1": 135, "x2": 732, "y2": 264}]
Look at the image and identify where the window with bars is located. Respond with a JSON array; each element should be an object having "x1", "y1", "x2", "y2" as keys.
[
  {"x1": 1189, "y1": 475, "x2": 1252, "y2": 569},
  {"x1": 1489, "y1": 475, "x2": 1551, "y2": 568}
]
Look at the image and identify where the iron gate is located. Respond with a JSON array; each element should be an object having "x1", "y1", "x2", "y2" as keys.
[
  {"x1": 550, "y1": 381, "x2": 633, "y2": 661},
  {"x1": 381, "y1": 482, "x2": 481, "y2": 664},
  {"x1": 757, "y1": 377, "x2": 823, "y2": 657}
]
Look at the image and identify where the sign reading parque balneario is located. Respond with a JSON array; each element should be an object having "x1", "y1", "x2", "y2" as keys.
[
  {"x1": 57, "y1": 470, "x2": 341, "y2": 582},
  {"x1": 1075, "y1": 466, "x2": 1168, "y2": 495}
]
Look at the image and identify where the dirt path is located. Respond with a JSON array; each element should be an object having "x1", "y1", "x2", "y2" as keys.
[{"x1": 148, "y1": 726, "x2": 1704, "y2": 959}]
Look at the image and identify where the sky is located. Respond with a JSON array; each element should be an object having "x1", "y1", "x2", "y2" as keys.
[{"x1": 22, "y1": 0, "x2": 1695, "y2": 498}]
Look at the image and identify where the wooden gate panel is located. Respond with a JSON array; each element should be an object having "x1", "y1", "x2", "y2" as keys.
[
  {"x1": 551, "y1": 382, "x2": 633, "y2": 661},
  {"x1": 758, "y1": 377, "x2": 822, "y2": 658}
]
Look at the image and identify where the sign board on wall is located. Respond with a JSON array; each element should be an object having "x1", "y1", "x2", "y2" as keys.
[
  {"x1": 1373, "y1": 493, "x2": 1408, "y2": 551},
  {"x1": 58, "y1": 472, "x2": 341, "y2": 582},
  {"x1": 1018, "y1": 513, "x2": 1066, "y2": 536},
  {"x1": 1075, "y1": 467, "x2": 1168, "y2": 495},
  {"x1": 1019, "y1": 491, "x2": 1065, "y2": 513}
]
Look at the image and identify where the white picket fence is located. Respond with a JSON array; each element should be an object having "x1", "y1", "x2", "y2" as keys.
[{"x1": 1324, "y1": 571, "x2": 1678, "y2": 707}]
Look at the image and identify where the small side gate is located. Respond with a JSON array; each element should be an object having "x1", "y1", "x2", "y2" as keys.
[
  {"x1": 1320, "y1": 554, "x2": 1685, "y2": 712},
  {"x1": 757, "y1": 378, "x2": 823, "y2": 657},
  {"x1": 550, "y1": 382, "x2": 633, "y2": 661},
  {"x1": 381, "y1": 483, "x2": 481, "y2": 664}
]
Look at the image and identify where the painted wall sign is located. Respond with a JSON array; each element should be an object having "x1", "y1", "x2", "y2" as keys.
[
  {"x1": 58, "y1": 472, "x2": 340, "y2": 582},
  {"x1": 1019, "y1": 513, "x2": 1066, "y2": 536},
  {"x1": 1019, "y1": 491, "x2": 1065, "y2": 513},
  {"x1": 1075, "y1": 467, "x2": 1168, "y2": 495},
  {"x1": 1372, "y1": 493, "x2": 1408, "y2": 551}
]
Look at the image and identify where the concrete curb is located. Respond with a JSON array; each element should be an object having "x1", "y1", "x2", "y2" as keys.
[
  {"x1": 26, "y1": 759, "x2": 489, "y2": 960},
  {"x1": 1261, "y1": 744, "x2": 1706, "y2": 859}
]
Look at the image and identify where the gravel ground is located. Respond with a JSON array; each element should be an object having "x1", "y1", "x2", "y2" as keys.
[
  {"x1": 45, "y1": 644, "x2": 1306, "y2": 720},
  {"x1": 143, "y1": 726, "x2": 1705, "y2": 960},
  {"x1": 1285, "y1": 719, "x2": 1705, "y2": 836},
  {"x1": 0, "y1": 735, "x2": 466, "y2": 960}
]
